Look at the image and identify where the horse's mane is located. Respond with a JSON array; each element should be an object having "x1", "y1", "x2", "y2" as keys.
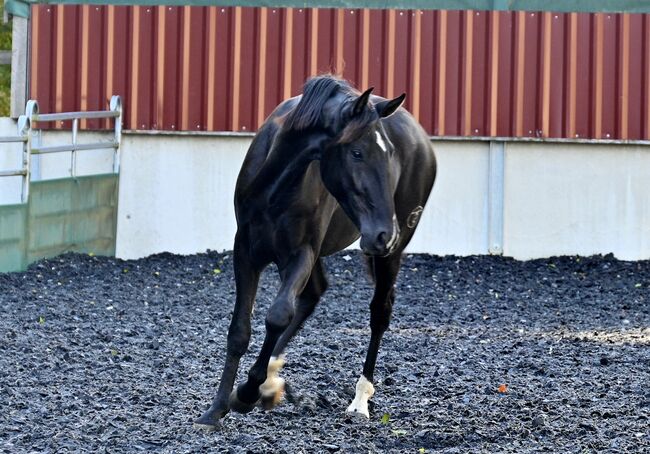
[
  {"x1": 283, "y1": 74, "x2": 378, "y2": 143},
  {"x1": 284, "y1": 75, "x2": 350, "y2": 131}
]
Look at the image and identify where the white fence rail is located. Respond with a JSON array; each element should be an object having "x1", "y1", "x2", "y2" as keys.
[{"x1": 0, "y1": 96, "x2": 122, "y2": 204}]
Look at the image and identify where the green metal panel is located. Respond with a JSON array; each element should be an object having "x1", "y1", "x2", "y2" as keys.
[
  {"x1": 8, "y1": 0, "x2": 650, "y2": 18},
  {"x1": 0, "y1": 174, "x2": 118, "y2": 273},
  {"x1": 27, "y1": 174, "x2": 119, "y2": 262},
  {"x1": 507, "y1": 1, "x2": 650, "y2": 13},
  {"x1": 0, "y1": 204, "x2": 28, "y2": 273}
]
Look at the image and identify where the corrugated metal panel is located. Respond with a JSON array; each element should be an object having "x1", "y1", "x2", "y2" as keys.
[
  {"x1": 13, "y1": 0, "x2": 650, "y2": 20},
  {"x1": 29, "y1": 5, "x2": 650, "y2": 140}
]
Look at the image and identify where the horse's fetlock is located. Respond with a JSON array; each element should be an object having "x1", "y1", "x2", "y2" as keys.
[
  {"x1": 370, "y1": 310, "x2": 392, "y2": 333},
  {"x1": 247, "y1": 368, "x2": 267, "y2": 388},
  {"x1": 370, "y1": 320, "x2": 390, "y2": 333}
]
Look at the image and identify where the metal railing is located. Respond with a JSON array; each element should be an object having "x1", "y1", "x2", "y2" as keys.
[
  {"x1": 0, "y1": 116, "x2": 30, "y2": 203},
  {"x1": 0, "y1": 96, "x2": 122, "y2": 204}
]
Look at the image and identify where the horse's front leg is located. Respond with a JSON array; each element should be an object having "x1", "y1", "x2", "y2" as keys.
[
  {"x1": 194, "y1": 237, "x2": 261, "y2": 431},
  {"x1": 229, "y1": 248, "x2": 315, "y2": 412},
  {"x1": 347, "y1": 254, "x2": 402, "y2": 418},
  {"x1": 260, "y1": 258, "x2": 329, "y2": 410}
]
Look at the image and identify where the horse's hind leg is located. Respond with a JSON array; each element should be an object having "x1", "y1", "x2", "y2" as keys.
[
  {"x1": 194, "y1": 237, "x2": 261, "y2": 431},
  {"x1": 346, "y1": 253, "x2": 402, "y2": 418},
  {"x1": 229, "y1": 248, "x2": 315, "y2": 412},
  {"x1": 260, "y1": 258, "x2": 329, "y2": 410}
]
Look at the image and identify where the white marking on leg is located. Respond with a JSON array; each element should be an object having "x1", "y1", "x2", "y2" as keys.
[
  {"x1": 346, "y1": 375, "x2": 375, "y2": 418},
  {"x1": 375, "y1": 131, "x2": 387, "y2": 153},
  {"x1": 259, "y1": 355, "x2": 286, "y2": 404}
]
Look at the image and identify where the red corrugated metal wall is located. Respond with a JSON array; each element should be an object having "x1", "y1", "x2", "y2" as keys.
[{"x1": 29, "y1": 5, "x2": 650, "y2": 140}]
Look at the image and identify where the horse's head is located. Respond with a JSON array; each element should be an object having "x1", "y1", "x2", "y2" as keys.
[{"x1": 319, "y1": 87, "x2": 406, "y2": 256}]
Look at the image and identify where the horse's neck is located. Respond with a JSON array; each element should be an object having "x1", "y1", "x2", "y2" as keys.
[{"x1": 246, "y1": 137, "x2": 319, "y2": 207}]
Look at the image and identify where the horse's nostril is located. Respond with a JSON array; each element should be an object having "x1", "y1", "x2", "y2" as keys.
[
  {"x1": 377, "y1": 231, "x2": 389, "y2": 246},
  {"x1": 361, "y1": 230, "x2": 392, "y2": 255}
]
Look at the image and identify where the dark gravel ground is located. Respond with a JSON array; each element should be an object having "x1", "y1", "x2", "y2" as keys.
[{"x1": 0, "y1": 250, "x2": 649, "y2": 453}]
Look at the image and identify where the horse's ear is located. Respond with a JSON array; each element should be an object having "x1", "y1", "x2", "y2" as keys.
[
  {"x1": 375, "y1": 93, "x2": 406, "y2": 118},
  {"x1": 352, "y1": 87, "x2": 374, "y2": 116}
]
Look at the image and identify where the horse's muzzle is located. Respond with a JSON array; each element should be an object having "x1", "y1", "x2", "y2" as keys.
[{"x1": 360, "y1": 218, "x2": 400, "y2": 256}]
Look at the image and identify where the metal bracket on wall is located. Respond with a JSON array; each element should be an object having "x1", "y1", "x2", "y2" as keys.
[{"x1": 488, "y1": 141, "x2": 505, "y2": 255}]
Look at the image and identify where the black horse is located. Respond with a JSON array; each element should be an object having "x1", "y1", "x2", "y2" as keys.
[{"x1": 195, "y1": 75, "x2": 437, "y2": 430}]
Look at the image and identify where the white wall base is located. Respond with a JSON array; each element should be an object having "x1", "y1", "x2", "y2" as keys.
[
  {"x1": 114, "y1": 135, "x2": 491, "y2": 260},
  {"x1": 0, "y1": 118, "x2": 24, "y2": 205},
  {"x1": 405, "y1": 141, "x2": 489, "y2": 255},
  {"x1": 504, "y1": 143, "x2": 650, "y2": 260},
  {"x1": 30, "y1": 130, "x2": 115, "y2": 181},
  {"x1": 115, "y1": 134, "x2": 248, "y2": 259},
  {"x1": 114, "y1": 134, "x2": 650, "y2": 261},
  {"x1": 5, "y1": 125, "x2": 649, "y2": 261}
]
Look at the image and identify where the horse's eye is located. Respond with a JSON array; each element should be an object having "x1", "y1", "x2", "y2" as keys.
[{"x1": 351, "y1": 149, "x2": 363, "y2": 160}]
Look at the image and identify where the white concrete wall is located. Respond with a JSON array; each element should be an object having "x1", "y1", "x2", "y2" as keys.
[
  {"x1": 0, "y1": 118, "x2": 24, "y2": 205},
  {"x1": 115, "y1": 135, "x2": 490, "y2": 259},
  {"x1": 30, "y1": 130, "x2": 116, "y2": 181},
  {"x1": 406, "y1": 141, "x2": 489, "y2": 255},
  {"x1": 115, "y1": 134, "x2": 249, "y2": 259},
  {"x1": 6, "y1": 125, "x2": 650, "y2": 260},
  {"x1": 504, "y1": 143, "x2": 650, "y2": 260}
]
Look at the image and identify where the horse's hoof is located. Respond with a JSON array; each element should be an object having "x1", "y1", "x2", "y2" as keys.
[
  {"x1": 193, "y1": 421, "x2": 221, "y2": 433},
  {"x1": 229, "y1": 388, "x2": 258, "y2": 414},
  {"x1": 260, "y1": 381, "x2": 285, "y2": 410},
  {"x1": 345, "y1": 408, "x2": 371, "y2": 420},
  {"x1": 345, "y1": 375, "x2": 374, "y2": 420},
  {"x1": 193, "y1": 408, "x2": 227, "y2": 432}
]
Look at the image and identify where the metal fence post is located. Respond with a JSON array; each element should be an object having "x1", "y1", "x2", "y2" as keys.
[
  {"x1": 488, "y1": 141, "x2": 505, "y2": 255},
  {"x1": 71, "y1": 118, "x2": 78, "y2": 177},
  {"x1": 10, "y1": 17, "x2": 28, "y2": 119},
  {"x1": 25, "y1": 100, "x2": 39, "y2": 183},
  {"x1": 17, "y1": 114, "x2": 31, "y2": 203},
  {"x1": 110, "y1": 96, "x2": 123, "y2": 174}
]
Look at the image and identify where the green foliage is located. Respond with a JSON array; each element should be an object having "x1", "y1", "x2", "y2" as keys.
[
  {"x1": 0, "y1": 2, "x2": 12, "y2": 116},
  {"x1": 0, "y1": 3, "x2": 11, "y2": 49},
  {"x1": 0, "y1": 65, "x2": 10, "y2": 116}
]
